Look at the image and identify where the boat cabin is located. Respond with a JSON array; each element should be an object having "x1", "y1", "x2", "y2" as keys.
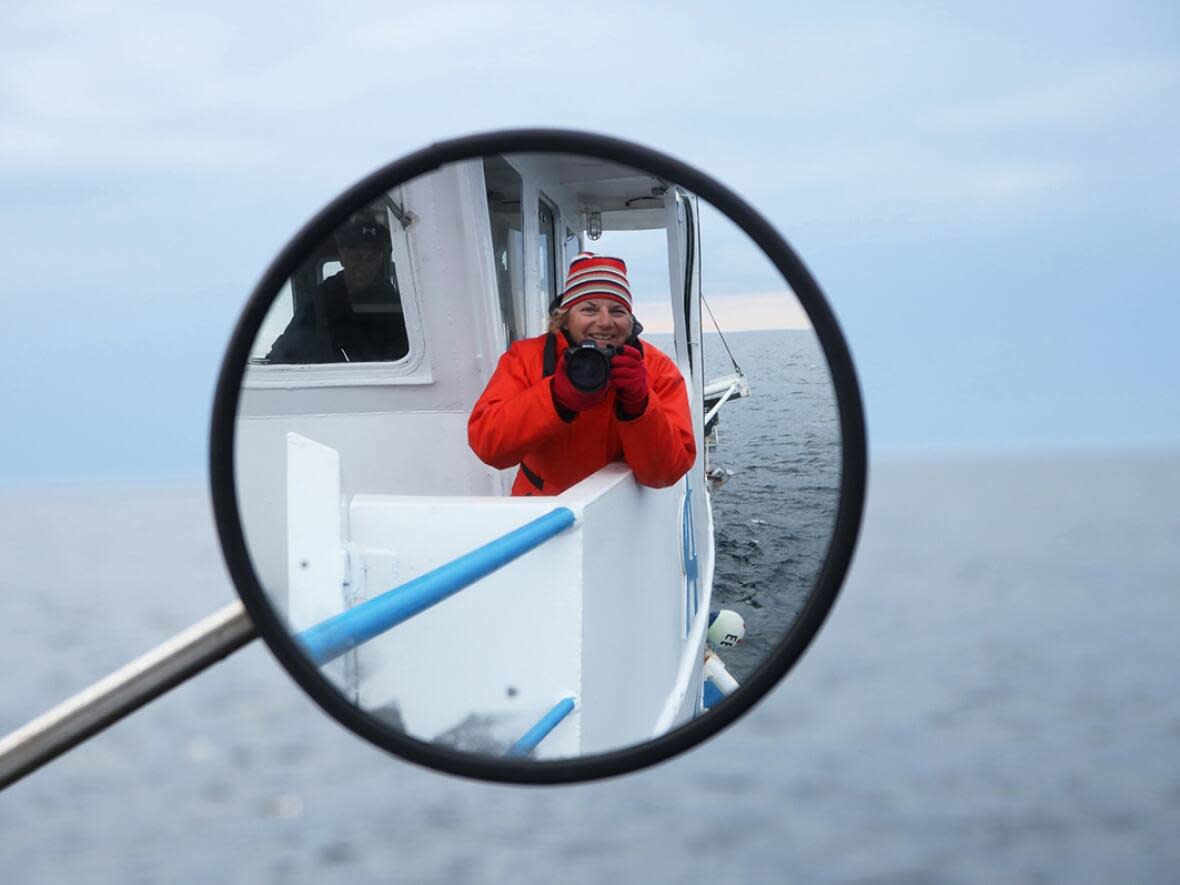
[{"x1": 234, "y1": 152, "x2": 717, "y2": 757}]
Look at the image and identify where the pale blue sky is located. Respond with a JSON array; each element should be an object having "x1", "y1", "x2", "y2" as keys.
[{"x1": 1, "y1": 1, "x2": 1177, "y2": 482}]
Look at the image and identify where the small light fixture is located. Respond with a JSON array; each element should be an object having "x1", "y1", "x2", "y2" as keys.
[{"x1": 586, "y1": 207, "x2": 602, "y2": 241}]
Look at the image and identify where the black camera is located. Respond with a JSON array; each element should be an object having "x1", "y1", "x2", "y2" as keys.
[{"x1": 564, "y1": 341, "x2": 618, "y2": 392}]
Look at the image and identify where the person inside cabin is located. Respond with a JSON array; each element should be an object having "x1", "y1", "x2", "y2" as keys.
[
  {"x1": 266, "y1": 209, "x2": 409, "y2": 364},
  {"x1": 468, "y1": 252, "x2": 696, "y2": 496}
]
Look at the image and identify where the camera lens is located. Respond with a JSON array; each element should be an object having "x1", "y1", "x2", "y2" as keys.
[{"x1": 565, "y1": 343, "x2": 612, "y2": 392}]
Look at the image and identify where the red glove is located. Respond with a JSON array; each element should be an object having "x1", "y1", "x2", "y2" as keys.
[
  {"x1": 610, "y1": 344, "x2": 649, "y2": 417},
  {"x1": 552, "y1": 350, "x2": 610, "y2": 414}
]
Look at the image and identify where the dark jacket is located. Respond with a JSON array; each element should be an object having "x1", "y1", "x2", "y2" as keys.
[{"x1": 266, "y1": 273, "x2": 408, "y2": 364}]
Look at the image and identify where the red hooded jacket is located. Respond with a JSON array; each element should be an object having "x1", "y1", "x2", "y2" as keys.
[{"x1": 468, "y1": 333, "x2": 697, "y2": 496}]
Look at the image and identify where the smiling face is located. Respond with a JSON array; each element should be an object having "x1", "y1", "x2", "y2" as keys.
[{"x1": 565, "y1": 298, "x2": 632, "y2": 348}]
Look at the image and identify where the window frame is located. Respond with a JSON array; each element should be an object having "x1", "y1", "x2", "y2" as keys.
[
  {"x1": 242, "y1": 194, "x2": 431, "y2": 389},
  {"x1": 538, "y1": 192, "x2": 559, "y2": 310}
]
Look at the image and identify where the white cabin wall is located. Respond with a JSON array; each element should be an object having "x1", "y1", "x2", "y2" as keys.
[
  {"x1": 500, "y1": 153, "x2": 580, "y2": 338},
  {"x1": 458, "y1": 159, "x2": 523, "y2": 496},
  {"x1": 430, "y1": 160, "x2": 509, "y2": 390},
  {"x1": 516, "y1": 164, "x2": 545, "y2": 339},
  {"x1": 548, "y1": 186, "x2": 585, "y2": 275},
  {"x1": 404, "y1": 161, "x2": 503, "y2": 413}
]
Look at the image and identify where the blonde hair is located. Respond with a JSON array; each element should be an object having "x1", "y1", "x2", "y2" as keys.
[{"x1": 547, "y1": 307, "x2": 570, "y2": 334}]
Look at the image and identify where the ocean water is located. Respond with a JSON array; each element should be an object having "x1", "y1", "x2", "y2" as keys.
[
  {"x1": 2, "y1": 338, "x2": 1179, "y2": 882},
  {"x1": 698, "y1": 329, "x2": 841, "y2": 682},
  {"x1": 647, "y1": 329, "x2": 841, "y2": 682}
]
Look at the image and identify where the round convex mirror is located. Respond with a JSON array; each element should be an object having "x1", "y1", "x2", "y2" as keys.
[{"x1": 210, "y1": 130, "x2": 866, "y2": 784}]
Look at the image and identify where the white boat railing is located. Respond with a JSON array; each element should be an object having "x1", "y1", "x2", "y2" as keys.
[{"x1": 702, "y1": 372, "x2": 751, "y2": 431}]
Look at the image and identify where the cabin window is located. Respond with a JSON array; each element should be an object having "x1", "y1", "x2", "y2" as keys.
[
  {"x1": 249, "y1": 203, "x2": 411, "y2": 366},
  {"x1": 538, "y1": 196, "x2": 558, "y2": 309},
  {"x1": 483, "y1": 156, "x2": 525, "y2": 344},
  {"x1": 319, "y1": 259, "x2": 342, "y2": 282}
]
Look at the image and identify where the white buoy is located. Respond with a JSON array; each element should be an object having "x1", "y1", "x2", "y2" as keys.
[{"x1": 707, "y1": 609, "x2": 745, "y2": 648}]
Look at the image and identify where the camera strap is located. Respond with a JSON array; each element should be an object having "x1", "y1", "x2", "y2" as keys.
[
  {"x1": 520, "y1": 461, "x2": 545, "y2": 491},
  {"x1": 543, "y1": 333, "x2": 557, "y2": 377}
]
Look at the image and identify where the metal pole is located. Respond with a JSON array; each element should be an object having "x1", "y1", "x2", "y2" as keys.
[
  {"x1": 0, "y1": 600, "x2": 256, "y2": 791},
  {"x1": 507, "y1": 696, "x2": 577, "y2": 757}
]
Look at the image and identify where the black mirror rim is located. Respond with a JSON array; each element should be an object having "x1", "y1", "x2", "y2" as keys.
[{"x1": 209, "y1": 128, "x2": 868, "y2": 785}]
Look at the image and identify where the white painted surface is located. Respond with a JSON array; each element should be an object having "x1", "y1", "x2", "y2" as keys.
[
  {"x1": 576, "y1": 468, "x2": 690, "y2": 754},
  {"x1": 284, "y1": 432, "x2": 351, "y2": 692},
  {"x1": 285, "y1": 433, "x2": 345, "y2": 633}
]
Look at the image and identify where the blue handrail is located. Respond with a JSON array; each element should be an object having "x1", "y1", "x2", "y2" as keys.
[
  {"x1": 298, "y1": 507, "x2": 575, "y2": 665},
  {"x1": 507, "y1": 697, "x2": 577, "y2": 757}
]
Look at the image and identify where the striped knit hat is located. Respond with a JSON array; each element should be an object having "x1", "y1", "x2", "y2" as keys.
[{"x1": 558, "y1": 252, "x2": 632, "y2": 312}]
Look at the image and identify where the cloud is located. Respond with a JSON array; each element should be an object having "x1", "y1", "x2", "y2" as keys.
[
  {"x1": 0, "y1": 3, "x2": 924, "y2": 180},
  {"x1": 0, "y1": 121, "x2": 276, "y2": 171},
  {"x1": 749, "y1": 139, "x2": 1079, "y2": 214},
  {"x1": 927, "y1": 57, "x2": 1180, "y2": 133}
]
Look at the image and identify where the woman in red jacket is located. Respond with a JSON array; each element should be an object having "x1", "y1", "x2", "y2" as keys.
[{"x1": 468, "y1": 253, "x2": 697, "y2": 496}]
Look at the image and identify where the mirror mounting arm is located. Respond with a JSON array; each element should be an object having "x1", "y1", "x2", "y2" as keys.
[
  {"x1": 382, "y1": 195, "x2": 413, "y2": 230},
  {"x1": 0, "y1": 602, "x2": 255, "y2": 791}
]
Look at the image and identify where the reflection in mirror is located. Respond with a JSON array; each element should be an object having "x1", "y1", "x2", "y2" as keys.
[
  {"x1": 234, "y1": 152, "x2": 840, "y2": 763},
  {"x1": 252, "y1": 200, "x2": 410, "y2": 366}
]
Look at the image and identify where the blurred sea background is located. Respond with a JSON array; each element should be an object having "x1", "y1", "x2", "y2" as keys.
[{"x1": 3, "y1": 328, "x2": 1178, "y2": 883}]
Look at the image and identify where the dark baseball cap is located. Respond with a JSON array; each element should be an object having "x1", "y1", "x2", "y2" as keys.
[{"x1": 335, "y1": 213, "x2": 389, "y2": 248}]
